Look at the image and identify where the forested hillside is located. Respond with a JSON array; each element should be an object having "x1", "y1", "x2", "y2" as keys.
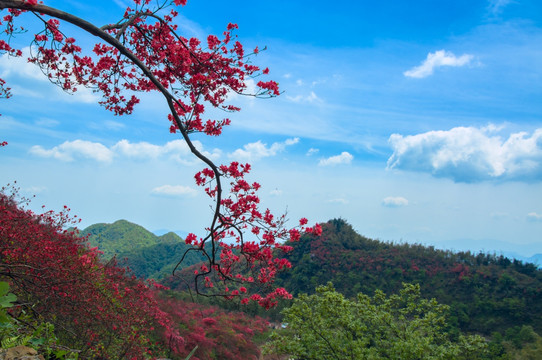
[
  {"x1": 276, "y1": 219, "x2": 542, "y2": 337},
  {"x1": 81, "y1": 220, "x2": 205, "y2": 279}
]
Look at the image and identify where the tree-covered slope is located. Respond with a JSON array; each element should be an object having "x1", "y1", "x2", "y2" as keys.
[
  {"x1": 276, "y1": 219, "x2": 542, "y2": 336},
  {"x1": 83, "y1": 219, "x2": 158, "y2": 259},
  {"x1": 81, "y1": 221, "x2": 204, "y2": 279}
]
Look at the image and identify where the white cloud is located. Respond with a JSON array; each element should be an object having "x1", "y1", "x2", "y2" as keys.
[
  {"x1": 319, "y1": 151, "x2": 353, "y2": 166},
  {"x1": 29, "y1": 139, "x2": 219, "y2": 165},
  {"x1": 112, "y1": 0, "x2": 131, "y2": 9},
  {"x1": 29, "y1": 140, "x2": 114, "y2": 163},
  {"x1": 34, "y1": 118, "x2": 60, "y2": 128},
  {"x1": 112, "y1": 139, "x2": 167, "y2": 158},
  {"x1": 0, "y1": 46, "x2": 99, "y2": 103},
  {"x1": 491, "y1": 212, "x2": 509, "y2": 220},
  {"x1": 112, "y1": 139, "x2": 220, "y2": 164},
  {"x1": 104, "y1": 121, "x2": 125, "y2": 131},
  {"x1": 328, "y1": 198, "x2": 349, "y2": 204},
  {"x1": 387, "y1": 125, "x2": 542, "y2": 182},
  {"x1": 0, "y1": 47, "x2": 44, "y2": 81},
  {"x1": 151, "y1": 185, "x2": 197, "y2": 197},
  {"x1": 22, "y1": 186, "x2": 47, "y2": 195},
  {"x1": 306, "y1": 148, "x2": 319, "y2": 156},
  {"x1": 487, "y1": 0, "x2": 515, "y2": 15},
  {"x1": 382, "y1": 196, "x2": 409, "y2": 208},
  {"x1": 269, "y1": 189, "x2": 283, "y2": 196},
  {"x1": 229, "y1": 137, "x2": 299, "y2": 161},
  {"x1": 404, "y1": 50, "x2": 474, "y2": 78},
  {"x1": 287, "y1": 91, "x2": 321, "y2": 103},
  {"x1": 225, "y1": 78, "x2": 257, "y2": 102},
  {"x1": 526, "y1": 212, "x2": 542, "y2": 222}
]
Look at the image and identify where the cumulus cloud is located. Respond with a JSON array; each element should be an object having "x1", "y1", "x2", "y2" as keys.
[
  {"x1": 306, "y1": 148, "x2": 319, "y2": 156},
  {"x1": 29, "y1": 140, "x2": 114, "y2": 163},
  {"x1": 319, "y1": 152, "x2": 353, "y2": 166},
  {"x1": 526, "y1": 212, "x2": 542, "y2": 222},
  {"x1": 404, "y1": 50, "x2": 474, "y2": 78},
  {"x1": 29, "y1": 139, "x2": 219, "y2": 165},
  {"x1": 382, "y1": 196, "x2": 409, "y2": 208},
  {"x1": 229, "y1": 137, "x2": 299, "y2": 161},
  {"x1": 151, "y1": 185, "x2": 197, "y2": 197},
  {"x1": 387, "y1": 125, "x2": 542, "y2": 182}
]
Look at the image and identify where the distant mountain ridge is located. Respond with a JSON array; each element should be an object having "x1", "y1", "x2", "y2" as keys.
[{"x1": 80, "y1": 220, "x2": 204, "y2": 279}]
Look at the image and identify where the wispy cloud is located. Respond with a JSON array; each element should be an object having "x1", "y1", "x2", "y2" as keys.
[
  {"x1": 404, "y1": 50, "x2": 474, "y2": 78},
  {"x1": 269, "y1": 188, "x2": 283, "y2": 196},
  {"x1": 151, "y1": 185, "x2": 197, "y2": 198},
  {"x1": 387, "y1": 125, "x2": 542, "y2": 182},
  {"x1": 319, "y1": 152, "x2": 353, "y2": 166},
  {"x1": 34, "y1": 118, "x2": 60, "y2": 128},
  {"x1": 526, "y1": 212, "x2": 542, "y2": 222},
  {"x1": 382, "y1": 196, "x2": 409, "y2": 208},
  {"x1": 328, "y1": 198, "x2": 349, "y2": 204},
  {"x1": 287, "y1": 91, "x2": 321, "y2": 103},
  {"x1": 229, "y1": 137, "x2": 299, "y2": 161},
  {"x1": 487, "y1": 0, "x2": 515, "y2": 16}
]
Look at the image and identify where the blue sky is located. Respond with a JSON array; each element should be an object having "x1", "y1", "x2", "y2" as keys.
[{"x1": 1, "y1": 0, "x2": 542, "y2": 258}]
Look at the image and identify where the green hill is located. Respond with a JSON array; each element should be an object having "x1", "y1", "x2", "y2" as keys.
[
  {"x1": 83, "y1": 220, "x2": 158, "y2": 259},
  {"x1": 275, "y1": 219, "x2": 542, "y2": 337},
  {"x1": 80, "y1": 220, "x2": 204, "y2": 279}
]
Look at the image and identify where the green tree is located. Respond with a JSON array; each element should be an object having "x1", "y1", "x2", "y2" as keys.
[{"x1": 265, "y1": 283, "x2": 488, "y2": 360}]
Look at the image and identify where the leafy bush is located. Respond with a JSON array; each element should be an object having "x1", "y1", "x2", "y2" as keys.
[{"x1": 265, "y1": 282, "x2": 488, "y2": 360}]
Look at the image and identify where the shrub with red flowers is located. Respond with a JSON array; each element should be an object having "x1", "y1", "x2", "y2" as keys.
[
  {"x1": 0, "y1": 0, "x2": 319, "y2": 305},
  {"x1": 157, "y1": 295, "x2": 269, "y2": 359},
  {"x1": 0, "y1": 185, "x2": 182, "y2": 358}
]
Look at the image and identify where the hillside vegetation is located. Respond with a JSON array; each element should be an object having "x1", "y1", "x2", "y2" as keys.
[
  {"x1": 0, "y1": 191, "x2": 270, "y2": 359},
  {"x1": 276, "y1": 219, "x2": 542, "y2": 337}
]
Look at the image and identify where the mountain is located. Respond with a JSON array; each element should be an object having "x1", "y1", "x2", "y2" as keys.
[
  {"x1": 527, "y1": 253, "x2": 542, "y2": 266},
  {"x1": 83, "y1": 220, "x2": 158, "y2": 259},
  {"x1": 80, "y1": 220, "x2": 204, "y2": 279},
  {"x1": 275, "y1": 219, "x2": 542, "y2": 337}
]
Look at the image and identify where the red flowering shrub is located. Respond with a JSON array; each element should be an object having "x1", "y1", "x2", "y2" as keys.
[
  {"x1": 157, "y1": 296, "x2": 268, "y2": 360},
  {"x1": 0, "y1": 187, "x2": 182, "y2": 358}
]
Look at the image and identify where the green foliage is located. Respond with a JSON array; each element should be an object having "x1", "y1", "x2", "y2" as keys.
[
  {"x1": 0, "y1": 281, "x2": 16, "y2": 323},
  {"x1": 265, "y1": 283, "x2": 488, "y2": 360},
  {"x1": 0, "y1": 282, "x2": 79, "y2": 358}
]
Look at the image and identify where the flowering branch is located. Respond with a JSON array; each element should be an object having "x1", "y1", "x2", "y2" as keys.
[{"x1": 0, "y1": 0, "x2": 319, "y2": 306}]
